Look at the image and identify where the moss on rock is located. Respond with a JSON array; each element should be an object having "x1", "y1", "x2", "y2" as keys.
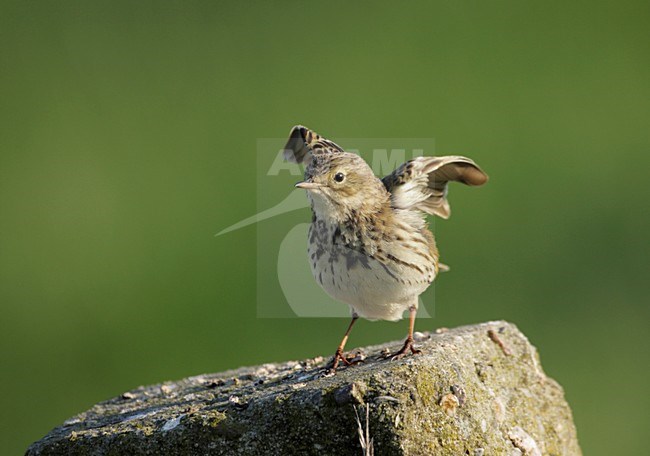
[{"x1": 26, "y1": 321, "x2": 581, "y2": 455}]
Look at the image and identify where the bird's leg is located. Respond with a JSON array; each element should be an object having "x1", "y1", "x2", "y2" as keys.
[
  {"x1": 328, "y1": 315, "x2": 359, "y2": 373},
  {"x1": 390, "y1": 306, "x2": 422, "y2": 360}
]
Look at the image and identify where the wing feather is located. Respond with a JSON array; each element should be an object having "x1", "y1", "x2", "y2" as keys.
[
  {"x1": 382, "y1": 156, "x2": 488, "y2": 219},
  {"x1": 283, "y1": 125, "x2": 345, "y2": 163}
]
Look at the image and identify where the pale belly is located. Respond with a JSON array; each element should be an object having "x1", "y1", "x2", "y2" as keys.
[{"x1": 308, "y1": 238, "x2": 433, "y2": 321}]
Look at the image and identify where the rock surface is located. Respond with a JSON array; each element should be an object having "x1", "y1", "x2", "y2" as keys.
[{"x1": 26, "y1": 321, "x2": 581, "y2": 455}]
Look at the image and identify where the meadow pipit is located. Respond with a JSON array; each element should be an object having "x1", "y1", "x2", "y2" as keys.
[{"x1": 284, "y1": 126, "x2": 488, "y2": 373}]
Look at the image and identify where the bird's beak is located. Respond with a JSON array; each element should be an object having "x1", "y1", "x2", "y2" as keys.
[{"x1": 295, "y1": 181, "x2": 324, "y2": 190}]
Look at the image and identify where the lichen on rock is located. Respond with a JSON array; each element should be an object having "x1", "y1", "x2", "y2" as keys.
[{"x1": 26, "y1": 321, "x2": 581, "y2": 455}]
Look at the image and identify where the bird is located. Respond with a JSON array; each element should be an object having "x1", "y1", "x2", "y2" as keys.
[{"x1": 284, "y1": 125, "x2": 488, "y2": 373}]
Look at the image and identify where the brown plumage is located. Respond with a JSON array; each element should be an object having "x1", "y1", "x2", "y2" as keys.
[{"x1": 285, "y1": 125, "x2": 488, "y2": 373}]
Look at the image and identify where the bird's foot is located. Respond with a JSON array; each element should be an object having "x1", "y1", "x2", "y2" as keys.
[
  {"x1": 325, "y1": 349, "x2": 365, "y2": 375},
  {"x1": 386, "y1": 337, "x2": 421, "y2": 361}
]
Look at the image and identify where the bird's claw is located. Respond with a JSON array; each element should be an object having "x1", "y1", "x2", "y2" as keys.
[
  {"x1": 326, "y1": 349, "x2": 365, "y2": 375},
  {"x1": 386, "y1": 338, "x2": 421, "y2": 361}
]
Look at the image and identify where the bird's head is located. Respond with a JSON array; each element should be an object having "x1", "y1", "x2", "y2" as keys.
[
  {"x1": 284, "y1": 125, "x2": 389, "y2": 222},
  {"x1": 297, "y1": 152, "x2": 388, "y2": 222}
]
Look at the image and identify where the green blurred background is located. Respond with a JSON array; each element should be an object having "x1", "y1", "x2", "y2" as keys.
[{"x1": 1, "y1": 1, "x2": 648, "y2": 454}]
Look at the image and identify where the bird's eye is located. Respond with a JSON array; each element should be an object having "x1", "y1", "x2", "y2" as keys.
[{"x1": 334, "y1": 172, "x2": 345, "y2": 183}]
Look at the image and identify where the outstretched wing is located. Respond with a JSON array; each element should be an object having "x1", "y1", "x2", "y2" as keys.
[
  {"x1": 382, "y1": 156, "x2": 488, "y2": 219},
  {"x1": 283, "y1": 125, "x2": 345, "y2": 164}
]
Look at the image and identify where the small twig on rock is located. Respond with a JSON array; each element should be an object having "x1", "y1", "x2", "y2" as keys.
[
  {"x1": 487, "y1": 329, "x2": 512, "y2": 356},
  {"x1": 354, "y1": 404, "x2": 374, "y2": 456}
]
